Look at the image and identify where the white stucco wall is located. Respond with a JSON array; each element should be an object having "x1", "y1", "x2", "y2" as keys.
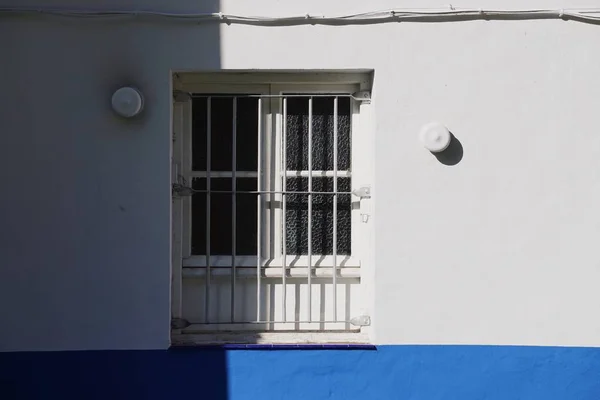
[{"x1": 2, "y1": 0, "x2": 600, "y2": 351}]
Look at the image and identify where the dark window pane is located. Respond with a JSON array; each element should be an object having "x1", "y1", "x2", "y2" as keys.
[
  {"x1": 192, "y1": 96, "x2": 259, "y2": 172},
  {"x1": 236, "y1": 97, "x2": 259, "y2": 171},
  {"x1": 191, "y1": 177, "x2": 208, "y2": 255},
  {"x1": 285, "y1": 96, "x2": 351, "y2": 171},
  {"x1": 285, "y1": 178, "x2": 351, "y2": 255},
  {"x1": 210, "y1": 97, "x2": 234, "y2": 171},
  {"x1": 235, "y1": 178, "x2": 258, "y2": 255},
  {"x1": 191, "y1": 178, "x2": 257, "y2": 256},
  {"x1": 191, "y1": 97, "x2": 207, "y2": 171}
]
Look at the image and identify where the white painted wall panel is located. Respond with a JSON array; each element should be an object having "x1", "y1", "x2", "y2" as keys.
[{"x1": 1, "y1": 0, "x2": 600, "y2": 350}]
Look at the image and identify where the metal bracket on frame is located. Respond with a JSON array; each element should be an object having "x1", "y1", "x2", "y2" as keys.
[
  {"x1": 173, "y1": 90, "x2": 192, "y2": 103},
  {"x1": 352, "y1": 91, "x2": 371, "y2": 104},
  {"x1": 172, "y1": 317, "x2": 191, "y2": 330},
  {"x1": 172, "y1": 170, "x2": 194, "y2": 197},
  {"x1": 349, "y1": 315, "x2": 371, "y2": 327},
  {"x1": 352, "y1": 186, "x2": 371, "y2": 223},
  {"x1": 352, "y1": 186, "x2": 371, "y2": 199},
  {"x1": 172, "y1": 183, "x2": 194, "y2": 198}
]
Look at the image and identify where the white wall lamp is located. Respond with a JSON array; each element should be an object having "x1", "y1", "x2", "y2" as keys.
[
  {"x1": 419, "y1": 122, "x2": 451, "y2": 153},
  {"x1": 111, "y1": 86, "x2": 144, "y2": 118}
]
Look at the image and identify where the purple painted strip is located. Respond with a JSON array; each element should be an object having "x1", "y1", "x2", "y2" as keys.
[{"x1": 171, "y1": 344, "x2": 377, "y2": 350}]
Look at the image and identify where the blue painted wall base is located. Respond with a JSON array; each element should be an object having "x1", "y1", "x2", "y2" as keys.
[{"x1": 2, "y1": 345, "x2": 600, "y2": 399}]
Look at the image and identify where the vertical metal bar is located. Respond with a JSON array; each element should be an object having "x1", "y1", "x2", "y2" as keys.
[
  {"x1": 231, "y1": 97, "x2": 237, "y2": 323},
  {"x1": 281, "y1": 97, "x2": 287, "y2": 322},
  {"x1": 256, "y1": 98, "x2": 262, "y2": 322},
  {"x1": 307, "y1": 96, "x2": 313, "y2": 321},
  {"x1": 204, "y1": 97, "x2": 212, "y2": 323},
  {"x1": 332, "y1": 96, "x2": 338, "y2": 322}
]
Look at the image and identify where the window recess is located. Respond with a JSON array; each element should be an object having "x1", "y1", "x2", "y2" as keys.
[{"x1": 171, "y1": 74, "x2": 372, "y2": 343}]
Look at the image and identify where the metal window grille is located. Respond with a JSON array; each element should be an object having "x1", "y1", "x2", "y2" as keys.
[{"x1": 172, "y1": 91, "x2": 370, "y2": 332}]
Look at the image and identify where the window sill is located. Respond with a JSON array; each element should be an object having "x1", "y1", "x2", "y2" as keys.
[
  {"x1": 171, "y1": 331, "x2": 371, "y2": 347},
  {"x1": 183, "y1": 255, "x2": 360, "y2": 268},
  {"x1": 182, "y1": 266, "x2": 360, "y2": 279}
]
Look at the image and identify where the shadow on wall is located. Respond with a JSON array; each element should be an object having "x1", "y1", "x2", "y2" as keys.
[
  {"x1": 0, "y1": 349, "x2": 228, "y2": 399},
  {"x1": 432, "y1": 133, "x2": 463, "y2": 166},
  {"x1": 0, "y1": 0, "x2": 226, "y2": 399},
  {"x1": 167, "y1": 0, "x2": 230, "y2": 399}
]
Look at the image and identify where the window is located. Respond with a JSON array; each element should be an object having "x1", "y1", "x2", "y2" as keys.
[{"x1": 171, "y1": 72, "x2": 373, "y2": 344}]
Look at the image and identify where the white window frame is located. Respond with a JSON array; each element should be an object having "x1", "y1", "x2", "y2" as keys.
[
  {"x1": 180, "y1": 83, "x2": 365, "y2": 270},
  {"x1": 171, "y1": 72, "x2": 373, "y2": 344}
]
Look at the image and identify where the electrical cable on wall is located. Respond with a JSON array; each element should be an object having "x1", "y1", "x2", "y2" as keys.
[{"x1": 1, "y1": 7, "x2": 600, "y2": 25}]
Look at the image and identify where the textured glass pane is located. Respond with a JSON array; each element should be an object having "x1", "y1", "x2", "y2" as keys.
[
  {"x1": 285, "y1": 96, "x2": 351, "y2": 171},
  {"x1": 191, "y1": 178, "x2": 257, "y2": 255},
  {"x1": 192, "y1": 96, "x2": 259, "y2": 172},
  {"x1": 285, "y1": 178, "x2": 351, "y2": 255}
]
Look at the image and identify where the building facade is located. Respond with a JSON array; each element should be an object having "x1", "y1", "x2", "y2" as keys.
[{"x1": 2, "y1": 1, "x2": 600, "y2": 399}]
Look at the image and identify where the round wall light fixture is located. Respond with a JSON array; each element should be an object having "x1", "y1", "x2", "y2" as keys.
[
  {"x1": 419, "y1": 122, "x2": 451, "y2": 153},
  {"x1": 111, "y1": 87, "x2": 144, "y2": 118}
]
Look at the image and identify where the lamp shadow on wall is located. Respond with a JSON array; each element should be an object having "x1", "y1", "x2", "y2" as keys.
[{"x1": 432, "y1": 133, "x2": 463, "y2": 166}]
